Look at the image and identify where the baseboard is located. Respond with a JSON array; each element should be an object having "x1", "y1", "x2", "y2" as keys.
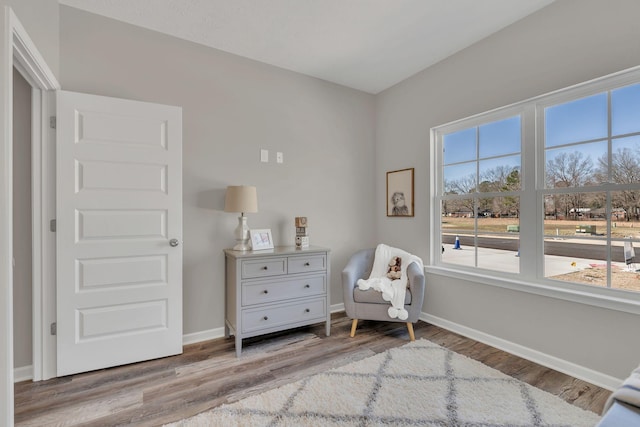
[
  {"x1": 22, "y1": 316, "x2": 345, "y2": 383},
  {"x1": 14, "y1": 365, "x2": 33, "y2": 383},
  {"x1": 23, "y1": 311, "x2": 620, "y2": 390},
  {"x1": 420, "y1": 312, "x2": 622, "y2": 391},
  {"x1": 182, "y1": 327, "x2": 226, "y2": 346},
  {"x1": 331, "y1": 303, "x2": 345, "y2": 313}
]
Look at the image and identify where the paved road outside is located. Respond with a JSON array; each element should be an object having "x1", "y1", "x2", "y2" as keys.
[{"x1": 441, "y1": 243, "x2": 631, "y2": 277}]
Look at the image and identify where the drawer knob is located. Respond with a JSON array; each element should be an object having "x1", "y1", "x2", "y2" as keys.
[
  {"x1": 304, "y1": 284, "x2": 310, "y2": 288},
  {"x1": 263, "y1": 290, "x2": 269, "y2": 294},
  {"x1": 304, "y1": 262, "x2": 310, "y2": 266},
  {"x1": 262, "y1": 266, "x2": 268, "y2": 270},
  {"x1": 263, "y1": 316, "x2": 269, "y2": 321},
  {"x1": 305, "y1": 308, "x2": 310, "y2": 313}
]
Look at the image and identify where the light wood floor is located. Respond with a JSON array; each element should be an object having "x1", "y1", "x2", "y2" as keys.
[{"x1": 14, "y1": 313, "x2": 611, "y2": 426}]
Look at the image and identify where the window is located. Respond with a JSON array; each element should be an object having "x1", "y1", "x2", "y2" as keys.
[
  {"x1": 432, "y1": 67, "x2": 640, "y2": 308},
  {"x1": 542, "y1": 83, "x2": 640, "y2": 292},
  {"x1": 440, "y1": 115, "x2": 522, "y2": 273}
]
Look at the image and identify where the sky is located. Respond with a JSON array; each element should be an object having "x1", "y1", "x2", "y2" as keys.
[{"x1": 442, "y1": 82, "x2": 640, "y2": 189}]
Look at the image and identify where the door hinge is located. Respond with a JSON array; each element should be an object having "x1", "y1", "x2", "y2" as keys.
[
  {"x1": 50, "y1": 219, "x2": 56, "y2": 232},
  {"x1": 49, "y1": 116, "x2": 56, "y2": 129},
  {"x1": 50, "y1": 322, "x2": 57, "y2": 336}
]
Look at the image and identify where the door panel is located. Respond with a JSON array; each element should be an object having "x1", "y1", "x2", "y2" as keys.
[{"x1": 56, "y1": 90, "x2": 182, "y2": 376}]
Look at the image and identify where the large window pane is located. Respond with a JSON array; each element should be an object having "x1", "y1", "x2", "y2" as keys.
[
  {"x1": 442, "y1": 199, "x2": 474, "y2": 225},
  {"x1": 611, "y1": 191, "x2": 640, "y2": 234},
  {"x1": 612, "y1": 237, "x2": 640, "y2": 292},
  {"x1": 543, "y1": 191, "x2": 605, "y2": 226},
  {"x1": 545, "y1": 237, "x2": 608, "y2": 287},
  {"x1": 443, "y1": 128, "x2": 476, "y2": 164},
  {"x1": 441, "y1": 197, "x2": 520, "y2": 273},
  {"x1": 479, "y1": 156, "x2": 520, "y2": 192},
  {"x1": 479, "y1": 116, "x2": 521, "y2": 158},
  {"x1": 478, "y1": 246, "x2": 519, "y2": 273},
  {"x1": 609, "y1": 206, "x2": 640, "y2": 291},
  {"x1": 441, "y1": 200, "x2": 474, "y2": 268},
  {"x1": 549, "y1": 237, "x2": 640, "y2": 293},
  {"x1": 476, "y1": 197, "x2": 520, "y2": 229},
  {"x1": 444, "y1": 163, "x2": 476, "y2": 194},
  {"x1": 545, "y1": 141, "x2": 606, "y2": 188},
  {"x1": 545, "y1": 93, "x2": 607, "y2": 147},
  {"x1": 544, "y1": 191, "x2": 609, "y2": 288},
  {"x1": 612, "y1": 82, "x2": 640, "y2": 136},
  {"x1": 610, "y1": 136, "x2": 640, "y2": 184}
]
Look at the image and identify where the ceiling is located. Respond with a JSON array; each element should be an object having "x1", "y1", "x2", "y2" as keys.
[{"x1": 59, "y1": 0, "x2": 555, "y2": 94}]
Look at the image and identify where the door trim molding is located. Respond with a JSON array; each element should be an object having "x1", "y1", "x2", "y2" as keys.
[
  {"x1": 30, "y1": 88, "x2": 57, "y2": 381},
  {"x1": 12, "y1": 13, "x2": 58, "y2": 384},
  {"x1": 2, "y1": 6, "x2": 59, "y2": 426}
]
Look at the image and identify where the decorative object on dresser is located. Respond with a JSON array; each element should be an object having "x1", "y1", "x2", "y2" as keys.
[
  {"x1": 249, "y1": 228, "x2": 274, "y2": 251},
  {"x1": 295, "y1": 216, "x2": 309, "y2": 248},
  {"x1": 224, "y1": 246, "x2": 331, "y2": 356},
  {"x1": 386, "y1": 168, "x2": 414, "y2": 217},
  {"x1": 224, "y1": 185, "x2": 258, "y2": 251}
]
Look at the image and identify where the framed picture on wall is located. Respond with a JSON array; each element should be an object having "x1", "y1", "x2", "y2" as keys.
[
  {"x1": 249, "y1": 229, "x2": 274, "y2": 250},
  {"x1": 387, "y1": 168, "x2": 414, "y2": 217}
]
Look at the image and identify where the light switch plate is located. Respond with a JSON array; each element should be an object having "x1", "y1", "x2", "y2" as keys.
[
  {"x1": 260, "y1": 149, "x2": 269, "y2": 163},
  {"x1": 276, "y1": 152, "x2": 284, "y2": 163}
]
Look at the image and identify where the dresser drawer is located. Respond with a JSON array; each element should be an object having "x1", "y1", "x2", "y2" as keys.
[
  {"x1": 241, "y1": 257, "x2": 287, "y2": 279},
  {"x1": 242, "y1": 275, "x2": 326, "y2": 306},
  {"x1": 288, "y1": 254, "x2": 326, "y2": 274},
  {"x1": 241, "y1": 297, "x2": 326, "y2": 334}
]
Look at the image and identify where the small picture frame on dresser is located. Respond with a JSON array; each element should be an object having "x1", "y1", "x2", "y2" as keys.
[{"x1": 249, "y1": 229, "x2": 274, "y2": 250}]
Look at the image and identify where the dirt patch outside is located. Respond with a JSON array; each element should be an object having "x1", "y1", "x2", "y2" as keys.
[{"x1": 551, "y1": 265, "x2": 640, "y2": 292}]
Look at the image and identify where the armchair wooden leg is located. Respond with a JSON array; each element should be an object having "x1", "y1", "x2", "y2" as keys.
[
  {"x1": 406, "y1": 322, "x2": 415, "y2": 341},
  {"x1": 350, "y1": 319, "x2": 358, "y2": 337}
]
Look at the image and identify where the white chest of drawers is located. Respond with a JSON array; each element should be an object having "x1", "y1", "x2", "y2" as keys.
[{"x1": 224, "y1": 246, "x2": 331, "y2": 356}]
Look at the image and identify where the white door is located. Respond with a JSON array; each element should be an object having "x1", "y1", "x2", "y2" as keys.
[{"x1": 56, "y1": 90, "x2": 182, "y2": 376}]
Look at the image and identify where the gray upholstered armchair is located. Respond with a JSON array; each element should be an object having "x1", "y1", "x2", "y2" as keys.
[{"x1": 342, "y1": 248, "x2": 425, "y2": 341}]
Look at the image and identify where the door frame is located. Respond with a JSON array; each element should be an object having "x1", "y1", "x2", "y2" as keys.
[{"x1": 1, "y1": 6, "x2": 59, "y2": 426}]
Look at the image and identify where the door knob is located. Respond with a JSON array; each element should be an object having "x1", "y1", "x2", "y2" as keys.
[{"x1": 169, "y1": 238, "x2": 180, "y2": 247}]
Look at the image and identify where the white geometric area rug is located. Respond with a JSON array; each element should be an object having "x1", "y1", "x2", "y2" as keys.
[{"x1": 167, "y1": 339, "x2": 601, "y2": 427}]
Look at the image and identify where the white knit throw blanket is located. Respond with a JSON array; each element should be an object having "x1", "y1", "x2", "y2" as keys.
[{"x1": 356, "y1": 244, "x2": 423, "y2": 320}]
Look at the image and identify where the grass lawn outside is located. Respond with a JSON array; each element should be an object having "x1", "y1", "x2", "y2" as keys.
[{"x1": 442, "y1": 216, "x2": 640, "y2": 239}]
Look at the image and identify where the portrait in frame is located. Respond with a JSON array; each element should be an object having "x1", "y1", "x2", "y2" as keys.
[{"x1": 386, "y1": 168, "x2": 414, "y2": 217}]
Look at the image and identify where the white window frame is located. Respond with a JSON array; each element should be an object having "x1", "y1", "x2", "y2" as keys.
[
  {"x1": 435, "y1": 105, "x2": 529, "y2": 274},
  {"x1": 429, "y1": 65, "x2": 640, "y2": 316}
]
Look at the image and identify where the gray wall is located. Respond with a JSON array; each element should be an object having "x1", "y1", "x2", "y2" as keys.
[
  {"x1": 375, "y1": 0, "x2": 640, "y2": 380},
  {"x1": 2, "y1": 0, "x2": 59, "y2": 78},
  {"x1": 12, "y1": 68, "x2": 32, "y2": 369},
  {"x1": 58, "y1": 6, "x2": 376, "y2": 336},
  {"x1": 9, "y1": 0, "x2": 640, "y2": 383}
]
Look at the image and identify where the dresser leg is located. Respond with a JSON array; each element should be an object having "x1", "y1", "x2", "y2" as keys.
[{"x1": 326, "y1": 319, "x2": 331, "y2": 336}]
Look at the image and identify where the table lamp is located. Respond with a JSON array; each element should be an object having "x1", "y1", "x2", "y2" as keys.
[{"x1": 225, "y1": 185, "x2": 258, "y2": 251}]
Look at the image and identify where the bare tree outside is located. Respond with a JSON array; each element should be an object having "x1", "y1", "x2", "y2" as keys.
[
  {"x1": 546, "y1": 151, "x2": 595, "y2": 219},
  {"x1": 596, "y1": 147, "x2": 640, "y2": 221}
]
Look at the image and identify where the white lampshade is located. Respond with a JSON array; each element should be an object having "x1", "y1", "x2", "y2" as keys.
[
  {"x1": 225, "y1": 186, "x2": 258, "y2": 213},
  {"x1": 225, "y1": 185, "x2": 258, "y2": 251}
]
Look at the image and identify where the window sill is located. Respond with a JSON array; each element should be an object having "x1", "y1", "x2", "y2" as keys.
[{"x1": 425, "y1": 265, "x2": 640, "y2": 316}]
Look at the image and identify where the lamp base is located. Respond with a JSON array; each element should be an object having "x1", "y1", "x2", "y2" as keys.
[
  {"x1": 233, "y1": 241, "x2": 251, "y2": 251},
  {"x1": 233, "y1": 215, "x2": 251, "y2": 251}
]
